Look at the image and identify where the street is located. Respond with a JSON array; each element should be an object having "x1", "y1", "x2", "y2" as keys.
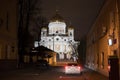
[{"x1": 0, "y1": 65, "x2": 108, "y2": 80}]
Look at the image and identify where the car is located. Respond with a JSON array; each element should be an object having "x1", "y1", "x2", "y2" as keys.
[
  {"x1": 64, "y1": 63, "x2": 82, "y2": 74},
  {"x1": 36, "y1": 59, "x2": 49, "y2": 69}
]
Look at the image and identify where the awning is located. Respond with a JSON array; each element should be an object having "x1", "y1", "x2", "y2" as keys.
[{"x1": 29, "y1": 46, "x2": 56, "y2": 58}]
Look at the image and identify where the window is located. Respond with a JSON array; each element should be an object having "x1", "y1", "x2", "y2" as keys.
[
  {"x1": 11, "y1": 46, "x2": 15, "y2": 53},
  {"x1": 6, "y1": 12, "x2": 9, "y2": 31},
  {"x1": 113, "y1": 50, "x2": 117, "y2": 56},
  {"x1": 0, "y1": 18, "x2": 3, "y2": 27},
  {"x1": 56, "y1": 38, "x2": 59, "y2": 41},
  {"x1": 70, "y1": 40, "x2": 72, "y2": 42},
  {"x1": 101, "y1": 52, "x2": 104, "y2": 69},
  {"x1": 110, "y1": 12, "x2": 115, "y2": 28},
  {"x1": 70, "y1": 32, "x2": 72, "y2": 36},
  {"x1": 43, "y1": 32, "x2": 45, "y2": 36},
  {"x1": 109, "y1": 12, "x2": 115, "y2": 35},
  {"x1": 97, "y1": 53, "x2": 99, "y2": 67}
]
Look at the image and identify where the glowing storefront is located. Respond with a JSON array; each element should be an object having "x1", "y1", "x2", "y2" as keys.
[{"x1": 35, "y1": 12, "x2": 80, "y2": 64}]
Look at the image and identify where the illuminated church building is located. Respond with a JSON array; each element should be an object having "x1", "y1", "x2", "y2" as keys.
[{"x1": 35, "y1": 12, "x2": 80, "y2": 64}]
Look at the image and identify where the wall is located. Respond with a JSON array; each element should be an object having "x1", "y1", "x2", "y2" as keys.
[{"x1": 86, "y1": 0, "x2": 120, "y2": 76}]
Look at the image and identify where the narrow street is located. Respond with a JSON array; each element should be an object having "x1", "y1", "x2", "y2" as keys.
[{"x1": 0, "y1": 66, "x2": 108, "y2": 80}]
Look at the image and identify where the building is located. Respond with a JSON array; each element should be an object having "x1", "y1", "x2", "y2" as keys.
[
  {"x1": 34, "y1": 12, "x2": 80, "y2": 65},
  {"x1": 0, "y1": 0, "x2": 18, "y2": 69},
  {"x1": 86, "y1": 0, "x2": 120, "y2": 77}
]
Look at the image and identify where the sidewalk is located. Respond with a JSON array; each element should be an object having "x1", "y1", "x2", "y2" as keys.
[{"x1": 82, "y1": 69, "x2": 108, "y2": 80}]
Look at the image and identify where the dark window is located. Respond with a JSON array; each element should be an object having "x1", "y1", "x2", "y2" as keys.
[
  {"x1": 0, "y1": 18, "x2": 3, "y2": 27},
  {"x1": 6, "y1": 12, "x2": 9, "y2": 31},
  {"x1": 113, "y1": 50, "x2": 117, "y2": 56},
  {"x1": 56, "y1": 38, "x2": 59, "y2": 41},
  {"x1": 70, "y1": 32, "x2": 72, "y2": 36},
  {"x1": 11, "y1": 46, "x2": 15, "y2": 52},
  {"x1": 70, "y1": 40, "x2": 72, "y2": 42}
]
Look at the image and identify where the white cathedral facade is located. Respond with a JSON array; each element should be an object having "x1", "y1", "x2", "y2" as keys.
[{"x1": 34, "y1": 12, "x2": 80, "y2": 64}]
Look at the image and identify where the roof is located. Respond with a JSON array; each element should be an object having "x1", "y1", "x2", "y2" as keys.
[
  {"x1": 68, "y1": 25, "x2": 74, "y2": 29},
  {"x1": 50, "y1": 11, "x2": 65, "y2": 22}
]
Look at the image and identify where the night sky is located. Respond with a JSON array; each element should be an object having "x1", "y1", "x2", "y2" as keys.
[{"x1": 40, "y1": 0, "x2": 105, "y2": 40}]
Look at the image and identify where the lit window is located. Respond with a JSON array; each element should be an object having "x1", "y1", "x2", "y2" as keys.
[{"x1": 108, "y1": 38, "x2": 112, "y2": 46}]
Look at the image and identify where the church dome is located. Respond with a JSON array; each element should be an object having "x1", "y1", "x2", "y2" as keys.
[
  {"x1": 48, "y1": 11, "x2": 66, "y2": 35},
  {"x1": 50, "y1": 11, "x2": 65, "y2": 22},
  {"x1": 68, "y1": 25, "x2": 74, "y2": 29},
  {"x1": 41, "y1": 26, "x2": 47, "y2": 30}
]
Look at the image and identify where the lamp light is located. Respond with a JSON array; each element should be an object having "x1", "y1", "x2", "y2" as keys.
[{"x1": 108, "y1": 38, "x2": 113, "y2": 46}]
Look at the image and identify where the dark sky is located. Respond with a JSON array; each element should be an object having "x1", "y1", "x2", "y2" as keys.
[{"x1": 40, "y1": 0, "x2": 105, "y2": 40}]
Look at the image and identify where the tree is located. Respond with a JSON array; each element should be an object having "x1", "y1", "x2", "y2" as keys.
[{"x1": 18, "y1": 0, "x2": 48, "y2": 64}]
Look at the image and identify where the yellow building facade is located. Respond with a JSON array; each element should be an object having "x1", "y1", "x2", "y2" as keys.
[{"x1": 86, "y1": 0, "x2": 120, "y2": 76}]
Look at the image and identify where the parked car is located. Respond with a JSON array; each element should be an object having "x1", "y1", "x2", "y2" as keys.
[
  {"x1": 36, "y1": 59, "x2": 49, "y2": 69},
  {"x1": 64, "y1": 63, "x2": 82, "y2": 74}
]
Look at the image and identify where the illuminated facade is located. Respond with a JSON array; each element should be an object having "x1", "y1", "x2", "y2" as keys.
[
  {"x1": 86, "y1": 0, "x2": 120, "y2": 77},
  {"x1": 35, "y1": 12, "x2": 80, "y2": 64}
]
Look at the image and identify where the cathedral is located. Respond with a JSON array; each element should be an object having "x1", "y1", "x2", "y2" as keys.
[{"x1": 34, "y1": 12, "x2": 80, "y2": 64}]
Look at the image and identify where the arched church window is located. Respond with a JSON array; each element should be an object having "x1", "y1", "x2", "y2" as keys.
[
  {"x1": 56, "y1": 38, "x2": 59, "y2": 41},
  {"x1": 43, "y1": 32, "x2": 45, "y2": 36},
  {"x1": 49, "y1": 39, "x2": 51, "y2": 41},
  {"x1": 56, "y1": 31, "x2": 58, "y2": 33},
  {"x1": 70, "y1": 40, "x2": 72, "y2": 42},
  {"x1": 70, "y1": 32, "x2": 72, "y2": 36}
]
